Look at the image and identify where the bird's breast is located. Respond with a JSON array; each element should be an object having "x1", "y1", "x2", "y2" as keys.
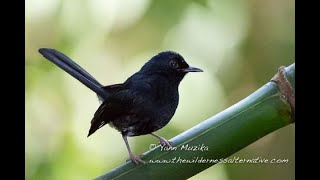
[{"x1": 153, "y1": 87, "x2": 179, "y2": 127}]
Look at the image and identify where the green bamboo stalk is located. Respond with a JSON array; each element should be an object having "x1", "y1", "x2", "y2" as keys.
[{"x1": 96, "y1": 63, "x2": 295, "y2": 180}]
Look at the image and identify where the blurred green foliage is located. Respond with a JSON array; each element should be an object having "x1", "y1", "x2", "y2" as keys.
[{"x1": 26, "y1": 0, "x2": 294, "y2": 179}]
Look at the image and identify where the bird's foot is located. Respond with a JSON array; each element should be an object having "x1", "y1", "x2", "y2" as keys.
[
  {"x1": 159, "y1": 137, "x2": 173, "y2": 147},
  {"x1": 126, "y1": 154, "x2": 146, "y2": 165}
]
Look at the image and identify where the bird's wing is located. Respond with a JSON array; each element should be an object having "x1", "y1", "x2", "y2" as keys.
[
  {"x1": 97, "y1": 84, "x2": 124, "y2": 103},
  {"x1": 88, "y1": 89, "x2": 140, "y2": 137},
  {"x1": 102, "y1": 84, "x2": 124, "y2": 94}
]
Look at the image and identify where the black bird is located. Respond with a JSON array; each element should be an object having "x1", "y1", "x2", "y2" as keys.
[{"x1": 38, "y1": 48, "x2": 203, "y2": 164}]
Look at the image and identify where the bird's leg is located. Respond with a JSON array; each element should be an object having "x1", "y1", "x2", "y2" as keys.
[
  {"x1": 151, "y1": 133, "x2": 172, "y2": 147},
  {"x1": 122, "y1": 134, "x2": 145, "y2": 165}
]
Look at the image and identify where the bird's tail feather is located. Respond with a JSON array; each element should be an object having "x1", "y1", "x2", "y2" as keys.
[{"x1": 38, "y1": 48, "x2": 109, "y2": 100}]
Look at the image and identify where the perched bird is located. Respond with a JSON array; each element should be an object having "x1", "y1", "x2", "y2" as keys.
[{"x1": 38, "y1": 48, "x2": 203, "y2": 164}]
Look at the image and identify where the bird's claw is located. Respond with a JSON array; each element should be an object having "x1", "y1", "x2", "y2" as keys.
[
  {"x1": 126, "y1": 154, "x2": 146, "y2": 165},
  {"x1": 159, "y1": 138, "x2": 173, "y2": 147}
]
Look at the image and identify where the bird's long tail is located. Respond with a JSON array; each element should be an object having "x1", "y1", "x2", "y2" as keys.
[{"x1": 38, "y1": 48, "x2": 109, "y2": 100}]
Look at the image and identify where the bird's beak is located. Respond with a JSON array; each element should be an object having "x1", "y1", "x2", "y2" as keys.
[{"x1": 180, "y1": 66, "x2": 203, "y2": 73}]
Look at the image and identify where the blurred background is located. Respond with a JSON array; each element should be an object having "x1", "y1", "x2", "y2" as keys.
[{"x1": 25, "y1": 0, "x2": 294, "y2": 179}]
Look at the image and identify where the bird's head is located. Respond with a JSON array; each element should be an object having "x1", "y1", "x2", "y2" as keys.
[{"x1": 140, "y1": 51, "x2": 203, "y2": 81}]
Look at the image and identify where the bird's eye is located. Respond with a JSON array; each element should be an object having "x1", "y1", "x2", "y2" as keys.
[{"x1": 169, "y1": 61, "x2": 179, "y2": 69}]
